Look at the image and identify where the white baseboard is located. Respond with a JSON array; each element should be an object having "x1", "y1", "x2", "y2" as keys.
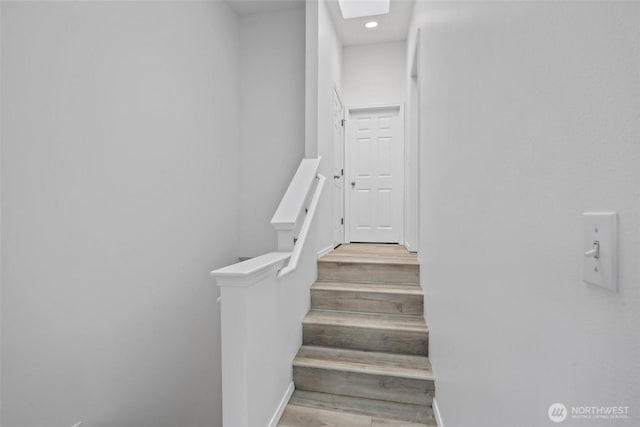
[
  {"x1": 432, "y1": 397, "x2": 444, "y2": 427},
  {"x1": 317, "y1": 245, "x2": 334, "y2": 259},
  {"x1": 267, "y1": 381, "x2": 295, "y2": 427}
]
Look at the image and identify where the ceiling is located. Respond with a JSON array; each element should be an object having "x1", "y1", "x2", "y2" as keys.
[
  {"x1": 225, "y1": 0, "x2": 304, "y2": 16},
  {"x1": 225, "y1": 0, "x2": 415, "y2": 46},
  {"x1": 326, "y1": 0, "x2": 415, "y2": 46}
]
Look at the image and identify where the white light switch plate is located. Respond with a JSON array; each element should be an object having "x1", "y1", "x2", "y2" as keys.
[{"x1": 583, "y1": 212, "x2": 618, "y2": 291}]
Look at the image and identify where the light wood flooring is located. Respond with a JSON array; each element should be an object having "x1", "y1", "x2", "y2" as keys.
[{"x1": 320, "y1": 243, "x2": 419, "y2": 265}]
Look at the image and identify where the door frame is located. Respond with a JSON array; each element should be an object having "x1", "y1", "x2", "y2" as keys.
[
  {"x1": 344, "y1": 104, "x2": 405, "y2": 244},
  {"x1": 332, "y1": 87, "x2": 345, "y2": 246}
]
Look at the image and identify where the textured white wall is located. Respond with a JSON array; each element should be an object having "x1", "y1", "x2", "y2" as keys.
[
  {"x1": 1, "y1": 2, "x2": 240, "y2": 426},
  {"x1": 342, "y1": 41, "x2": 406, "y2": 107},
  {"x1": 410, "y1": 2, "x2": 640, "y2": 426},
  {"x1": 238, "y1": 6, "x2": 306, "y2": 258}
]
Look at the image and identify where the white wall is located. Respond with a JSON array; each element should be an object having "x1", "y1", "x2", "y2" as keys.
[
  {"x1": 342, "y1": 41, "x2": 406, "y2": 107},
  {"x1": 0, "y1": 2, "x2": 3, "y2": 420},
  {"x1": 1, "y1": 2, "x2": 240, "y2": 426},
  {"x1": 410, "y1": 2, "x2": 640, "y2": 426},
  {"x1": 307, "y1": 0, "x2": 343, "y2": 254},
  {"x1": 404, "y1": 40, "x2": 419, "y2": 253},
  {"x1": 238, "y1": 6, "x2": 306, "y2": 258},
  {"x1": 305, "y1": 0, "x2": 319, "y2": 158}
]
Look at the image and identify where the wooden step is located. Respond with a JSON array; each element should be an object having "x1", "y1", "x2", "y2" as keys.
[
  {"x1": 278, "y1": 403, "x2": 435, "y2": 427},
  {"x1": 303, "y1": 310, "x2": 428, "y2": 356},
  {"x1": 293, "y1": 346, "x2": 434, "y2": 405},
  {"x1": 289, "y1": 390, "x2": 436, "y2": 425},
  {"x1": 278, "y1": 404, "x2": 371, "y2": 427},
  {"x1": 317, "y1": 259, "x2": 419, "y2": 285},
  {"x1": 320, "y1": 244, "x2": 418, "y2": 265},
  {"x1": 311, "y1": 281, "x2": 423, "y2": 315}
]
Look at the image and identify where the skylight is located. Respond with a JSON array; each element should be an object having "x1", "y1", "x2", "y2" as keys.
[{"x1": 337, "y1": 0, "x2": 390, "y2": 19}]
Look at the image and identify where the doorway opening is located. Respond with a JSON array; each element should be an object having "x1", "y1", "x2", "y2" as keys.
[{"x1": 344, "y1": 105, "x2": 405, "y2": 244}]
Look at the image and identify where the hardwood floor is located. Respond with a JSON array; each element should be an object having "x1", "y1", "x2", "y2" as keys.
[{"x1": 278, "y1": 244, "x2": 435, "y2": 427}]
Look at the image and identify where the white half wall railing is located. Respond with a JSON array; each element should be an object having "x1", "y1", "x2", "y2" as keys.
[{"x1": 210, "y1": 157, "x2": 324, "y2": 427}]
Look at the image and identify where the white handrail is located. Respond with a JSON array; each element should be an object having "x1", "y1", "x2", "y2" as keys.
[
  {"x1": 278, "y1": 173, "x2": 325, "y2": 278},
  {"x1": 271, "y1": 157, "x2": 321, "y2": 251}
]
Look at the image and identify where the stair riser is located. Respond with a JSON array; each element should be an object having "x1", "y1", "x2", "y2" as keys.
[
  {"x1": 290, "y1": 390, "x2": 435, "y2": 425},
  {"x1": 318, "y1": 262, "x2": 419, "y2": 285},
  {"x1": 294, "y1": 367, "x2": 434, "y2": 405},
  {"x1": 311, "y1": 289, "x2": 423, "y2": 315},
  {"x1": 303, "y1": 324, "x2": 428, "y2": 356}
]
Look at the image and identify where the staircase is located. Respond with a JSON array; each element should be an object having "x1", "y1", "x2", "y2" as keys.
[{"x1": 278, "y1": 244, "x2": 435, "y2": 427}]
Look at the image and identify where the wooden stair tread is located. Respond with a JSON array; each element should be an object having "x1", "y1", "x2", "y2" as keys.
[
  {"x1": 320, "y1": 244, "x2": 419, "y2": 266},
  {"x1": 319, "y1": 256, "x2": 419, "y2": 266},
  {"x1": 304, "y1": 310, "x2": 428, "y2": 333},
  {"x1": 289, "y1": 390, "x2": 435, "y2": 425},
  {"x1": 312, "y1": 281, "x2": 423, "y2": 294},
  {"x1": 317, "y1": 256, "x2": 419, "y2": 285},
  {"x1": 279, "y1": 404, "x2": 371, "y2": 427},
  {"x1": 294, "y1": 346, "x2": 433, "y2": 380},
  {"x1": 311, "y1": 281, "x2": 424, "y2": 316},
  {"x1": 372, "y1": 418, "x2": 435, "y2": 427},
  {"x1": 278, "y1": 403, "x2": 435, "y2": 427}
]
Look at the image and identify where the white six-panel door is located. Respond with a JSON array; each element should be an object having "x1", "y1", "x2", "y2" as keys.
[{"x1": 346, "y1": 106, "x2": 404, "y2": 243}]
